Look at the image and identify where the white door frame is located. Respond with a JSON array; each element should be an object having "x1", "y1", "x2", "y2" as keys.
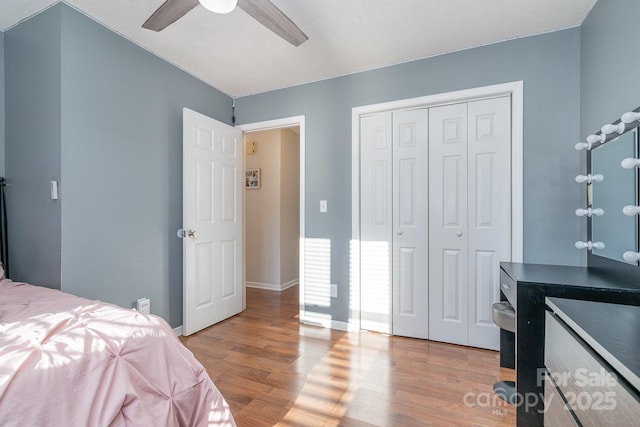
[
  {"x1": 237, "y1": 116, "x2": 306, "y2": 317},
  {"x1": 351, "y1": 81, "x2": 524, "y2": 331}
]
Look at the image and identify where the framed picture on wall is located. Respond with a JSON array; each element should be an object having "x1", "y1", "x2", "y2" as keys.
[{"x1": 245, "y1": 168, "x2": 261, "y2": 189}]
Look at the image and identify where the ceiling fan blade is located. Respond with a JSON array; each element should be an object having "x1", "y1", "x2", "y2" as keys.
[
  {"x1": 143, "y1": 0, "x2": 200, "y2": 31},
  {"x1": 238, "y1": 0, "x2": 308, "y2": 47}
]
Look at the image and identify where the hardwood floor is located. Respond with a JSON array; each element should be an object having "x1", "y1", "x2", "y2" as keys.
[{"x1": 180, "y1": 287, "x2": 516, "y2": 426}]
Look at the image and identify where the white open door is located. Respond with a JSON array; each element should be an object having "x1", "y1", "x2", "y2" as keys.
[{"x1": 183, "y1": 108, "x2": 243, "y2": 336}]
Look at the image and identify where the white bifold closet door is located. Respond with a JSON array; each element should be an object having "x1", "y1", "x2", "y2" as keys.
[
  {"x1": 359, "y1": 110, "x2": 428, "y2": 338},
  {"x1": 428, "y1": 97, "x2": 511, "y2": 350},
  {"x1": 359, "y1": 96, "x2": 510, "y2": 350}
]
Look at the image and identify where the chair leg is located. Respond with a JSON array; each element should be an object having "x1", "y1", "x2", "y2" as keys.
[{"x1": 493, "y1": 380, "x2": 516, "y2": 405}]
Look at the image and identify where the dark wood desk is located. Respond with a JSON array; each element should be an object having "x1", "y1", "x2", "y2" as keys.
[{"x1": 499, "y1": 262, "x2": 640, "y2": 427}]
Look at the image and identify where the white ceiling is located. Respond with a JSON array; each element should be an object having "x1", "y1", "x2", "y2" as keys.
[{"x1": 0, "y1": 0, "x2": 597, "y2": 97}]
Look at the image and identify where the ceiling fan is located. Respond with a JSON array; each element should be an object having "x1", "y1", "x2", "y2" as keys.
[{"x1": 143, "y1": 0, "x2": 308, "y2": 47}]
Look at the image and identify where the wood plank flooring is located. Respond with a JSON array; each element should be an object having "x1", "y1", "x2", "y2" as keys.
[{"x1": 180, "y1": 287, "x2": 516, "y2": 426}]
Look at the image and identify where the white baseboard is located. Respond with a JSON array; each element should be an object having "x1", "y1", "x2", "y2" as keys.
[
  {"x1": 280, "y1": 279, "x2": 299, "y2": 290},
  {"x1": 246, "y1": 279, "x2": 299, "y2": 292},
  {"x1": 173, "y1": 325, "x2": 183, "y2": 336},
  {"x1": 246, "y1": 281, "x2": 280, "y2": 291}
]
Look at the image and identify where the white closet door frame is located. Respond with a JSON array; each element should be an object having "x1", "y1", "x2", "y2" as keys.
[{"x1": 350, "y1": 81, "x2": 523, "y2": 331}]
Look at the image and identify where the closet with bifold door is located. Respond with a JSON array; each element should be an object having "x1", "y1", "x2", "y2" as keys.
[{"x1": 359, "y1": 96, "x2": 512, "y2": 350}]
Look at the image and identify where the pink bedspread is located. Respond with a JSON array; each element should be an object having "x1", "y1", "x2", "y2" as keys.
[{"x1": 0, "y1": 279, "x2": 236, "y2": 427}]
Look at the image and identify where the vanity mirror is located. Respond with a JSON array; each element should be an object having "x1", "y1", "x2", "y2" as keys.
[
  {"x1": 576, "y1": 107, "x2": 640, "y2": 268},
  {"x1": 591, "y1": 129, "x2": 639, "y2": 264}
]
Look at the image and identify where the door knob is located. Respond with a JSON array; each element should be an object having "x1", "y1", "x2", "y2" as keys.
[
  {"x1": 396, "y1": 228, "x2": 403, "y2": 236},
  {"x1": 187, "y1": 229, "x2": 198, "y2": 239},
  {"x1": 456, "y1": 230, "x2": 463, "y2": 237}
]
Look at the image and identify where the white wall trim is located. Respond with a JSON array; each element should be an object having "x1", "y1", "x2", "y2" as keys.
[
  {"x1": 281, "y1": 279, "x2": 299, "y2": 290},
  {"x1": 173, "y1": 325, "x2": 183, "y2": 336},
  {"x1": 510, "y1": 82, "x2": 524, "y2": 263},
  {"x1": 246, "y1": 279, "x2": 299, "y2": 292},
  {"x1": 351, "y1": 108, "x2": 362, "y2": 332},
  {"x1": 237, "y1": 116, "x2": 306, "y2": 320},
  {"x1": 351, "y1": 81, "x2": 525, "y2": 331},
  {"x1": 353, "y1": 81, "x2": 521, "y2": 117}
]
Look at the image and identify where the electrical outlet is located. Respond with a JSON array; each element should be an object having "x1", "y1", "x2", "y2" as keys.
[
  {"x1": 320, "y1": 200, "x2": 328, "y2": 213},
  {"x1": 136, "y1": 298, "x2": 150, "y2": 314},
  {"x1": 330, "y1": 284, "x2": 337, "y2": 298}
]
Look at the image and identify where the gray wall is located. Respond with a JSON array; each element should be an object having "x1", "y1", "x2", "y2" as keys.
[
  {"x1": 5, "y1": 7, "x2": 62, "y2": 288},
  {"x1": 581, "y1": 0, "x2": 640, "y2": 270},
  {"x1": 0, "y1": 31, "x2": 4, "y2": 177},
  {"x1": 59, "y1": 5, "x2": 231, "y2": 327},
  {"x1": 581, "y1": 0, "x2": 640, "y2": 135},
  {"x1": 236, "y1": 28, "x2": 583, "y2": 323},
  {"x1": 4, "y1": 4, "x2": 232, "y2": 326}
]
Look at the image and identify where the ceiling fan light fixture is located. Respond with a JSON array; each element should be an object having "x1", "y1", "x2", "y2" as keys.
[{"x1": 199, "y1": 0, "x2": 238, "y2": 14}]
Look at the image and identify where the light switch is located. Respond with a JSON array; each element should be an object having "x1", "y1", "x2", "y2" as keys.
[
  {"x1": 320, "y1": 200, "x2": 327, "y2": 213},
  {"x1": 50, "y1": 181, "x2": 58, "y2": 200},
  {"x1": 330, "y1": 284, "x2": 337, "y2": 298}
]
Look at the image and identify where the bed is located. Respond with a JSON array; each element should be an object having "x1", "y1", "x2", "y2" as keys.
[{"x1": 0, "y1": 272, "x2": 236, "y2": 427}]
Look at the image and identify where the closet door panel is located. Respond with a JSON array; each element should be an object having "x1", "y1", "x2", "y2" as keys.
[
  {"x1": 360, "y1": 113, "x2": 393, "y2": 333},
  {"x1": 392, "y1": 109, "x2": 429, "y2": 338},
  {"x1": 467, "y1": 96, "x2": 511, "y2": 350},
  {"x1": 428, "y1": 103, "x2": 468, "y2": 346}
]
